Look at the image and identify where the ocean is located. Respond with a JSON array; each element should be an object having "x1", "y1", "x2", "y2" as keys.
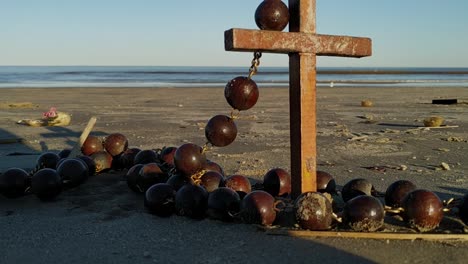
[{"x1": 0, "y1": 66, "x2": 467, "y2": 88}]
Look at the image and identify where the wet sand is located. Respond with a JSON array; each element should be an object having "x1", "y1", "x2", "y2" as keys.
[{"x1": 1, "y1": 87, "x2": 468, "y2": 263}]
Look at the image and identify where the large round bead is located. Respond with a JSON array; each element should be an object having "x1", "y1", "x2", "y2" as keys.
[
  {"x1": 205, "y1": 115, "x2": 237, "y2": 147},
  {"x1": 225, "y1": 76, "x2": 259, "y2": 111}
]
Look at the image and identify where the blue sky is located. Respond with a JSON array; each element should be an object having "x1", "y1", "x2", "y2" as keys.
[{"x1": 1, "y1": 0, "x2": 467, "y2": 67}]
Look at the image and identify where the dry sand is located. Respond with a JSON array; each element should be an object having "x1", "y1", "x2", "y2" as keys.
[{"x1": 1, "y1": 87, "x2": 468, "y2": 263}]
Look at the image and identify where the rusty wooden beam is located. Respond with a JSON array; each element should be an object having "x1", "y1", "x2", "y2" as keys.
[
  {"x1": 289, "y1": 53, "x2": 317, "y2": 197},
  {"x1": 225, "y1": 28, "x2": 372, "y2": 57},
  {"x1": 288, "y1": 0, "x2": 317, "y2": 198}
]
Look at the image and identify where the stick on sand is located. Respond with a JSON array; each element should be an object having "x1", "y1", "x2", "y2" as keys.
[
  {"x1": 68, "y1": 117, "x2": 97, "y2": 158},
  {"x1": 266, "y1": 229, "x2": 468, "y2": 241}
]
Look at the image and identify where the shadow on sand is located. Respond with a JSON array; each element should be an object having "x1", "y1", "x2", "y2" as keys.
[{"x1": 0, "y1": 128, "x2": 378, "y2": 264}]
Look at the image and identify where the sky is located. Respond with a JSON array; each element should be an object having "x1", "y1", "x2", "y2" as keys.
[{"x1": 1, "y1": 0, "x2": 467, "y2": 67}]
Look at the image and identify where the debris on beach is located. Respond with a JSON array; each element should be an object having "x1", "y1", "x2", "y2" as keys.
[
  {"x1": 16, "y1": 107, "x2": 71, "y2": 127},
  {"x1": 382, "y1": 129, "x2": 400, "y2": 134},
  {"x1": 362, "y1": 164, "x2": 409, "y2": 172},
  {"x1": 398, "y1": 164, "x2": 408, "y2": 171},
  {"x1": 440, "y1": 162, "x2": 451, "y2": 171},
  {"x1": 0, "y1": 102, "x2": 38, "y2": 109},
  {"x1": 437, "y1": 148, "x2": 450, "y2": 152},
  {"x1": 362, "y1": 166, "x2": 387, "y2": 173},
  {"x1": 357, "y1": 114, "x2": 378, "y2": 124},
  {"x1": 423, "y1": 116, "x2": 444, "y2": 127},
  {"x1": 443, "y1": 136, "x2": 466, "y2": 142},
  {"x1": 432, "y1": 99, "x2": 458, "y2": 105},
  {"x1": 361, "y1": 100, "x2": 374, "y2": 107}
]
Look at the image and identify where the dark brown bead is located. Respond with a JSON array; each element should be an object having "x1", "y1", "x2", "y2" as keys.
[
  {"x1": 343, "y1": 195, "x2": 385, "y2": 232},
  {"x1": 160, "y1": 146, "x2": 177, "y2": 167},
  {"x1": 126, "y1": 164, "x2": 144, "y2": 193},
  {"x1": 200, "y1": 170, "x2": 225, "y2": 193},
  {"x1": 294, "y1": 192, "x2": 333, "y2": 230},
  {"x1": 144, "y1": 183, "x2": 176, "y2": 217},
  {"x1": 119, "y1": 148, "x2": 141, "y2": 169},
  {"x1": 385, "y1": 180, "x2": 417, "y2": 208},
  {"x1": 225, "y1": 174, "x2": 251, "y2": 198},
  {"x1": 81, "y1": 135, "x2": 103, "y2": 156},
  {"x1": 36, "y1": 152, "x2": 60, "y2": 169},
  {"x1": 31, "y1": 168, "x2": 62, "y2": 201},
  {"x1": 103, "y1": 133, "x2": 128, "y2": 157},
  {"x1": 90, "y1": 151, "x2": 113, "y2": 173},
  {"x1": 225, "y1": 76, "x2": 259, "y2": 111},
  {"x1": 137, "y1": 163, "x2": 168, "y2": 192},
  {"x1": 402, "y1": 189, "x2": 443, "y2": 232},
  {"x1": 77, "y1": 155, "x2": 97, "y2": 176},
  {"x1": 175, "y1": 184, "x2": 208, "y2": 219},
  {"x1": 207, "y1": 187, "x2": 240, "y2": 222},
  {"x1": 57, "y1": 158, "x2": 89, "y2": 187},
  {"x1": 241, "y1": 190, "x2": 276, "y2": 226},
  {"x1": 134, "y1": 149, "x2": 158, "y2": 165},
  {"x1": 341, "y1": 178, "x2": 374, "y2": 202},
  {"x1": 263, "y1": 168, "x2": 291, "y2": 197},
  {"x1": 203, "y1": 160, "x2": 225, "y2": 176},
  {"x1": 316, "y1": 171, "x2": 337, "y2": 194},
  {"x1": 255, "y1": 0, "x2": 290, "y2": 31},
  {"x1": 174, "y1": 143, "x2": 207, "y2": 176},
  {"x1": 166, "y1": 172, "x2": 194, "y2": 191},
  {"x1": 0, "y1": 168, "x2": 29, "y2": 198},
  {"x1": 205, "y1": 115, "x2": 237, "y2": 147}
]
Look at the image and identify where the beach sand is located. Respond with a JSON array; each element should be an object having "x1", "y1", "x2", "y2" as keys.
[{"x1": 1, "y1": 87, "x2": 467, "y2": 263}]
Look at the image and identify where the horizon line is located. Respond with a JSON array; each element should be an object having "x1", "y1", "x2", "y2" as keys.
[{"x1": 1, "y1": 65, "x2": 467, "y2": 68}]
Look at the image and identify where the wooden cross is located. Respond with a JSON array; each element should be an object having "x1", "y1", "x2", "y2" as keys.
[{"x1": 224, "y1": 0, "x2": 372, "y2": 198}]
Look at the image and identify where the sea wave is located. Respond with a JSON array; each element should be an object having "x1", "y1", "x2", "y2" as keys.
[{"x1": 0, "y1": 66, "x2": 467, "y2": 88}]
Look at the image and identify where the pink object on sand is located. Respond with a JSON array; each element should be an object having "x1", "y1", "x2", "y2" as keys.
[{"x1": 43, "y1": 107, "x2": 58, "y2": 118}]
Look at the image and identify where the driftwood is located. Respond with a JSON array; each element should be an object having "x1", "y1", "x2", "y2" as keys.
[
  {"x1": 265, "y1": 229, "x2": 468, "y2": 242},
  {"x1": 68, "y1": 117, "x2": 97, "y2": 158},
  {"x1": 17, "y1": 112, "x2": 71, "y2": 127}
]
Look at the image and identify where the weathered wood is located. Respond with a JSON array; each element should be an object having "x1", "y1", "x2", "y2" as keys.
[
  {"x1": 288, "y1": 0, "x2": 317, "y2": 197},
  {"x1": 68, "y1": 117, "x2": 97, "y2": 158},
  {"x1": 225, "y1": 0, "x2": 372, "y2": 197},
  {"x1": 289, "y1": 53, "x2": 317, "y2": 197},
  {"x1": 266, "y1": 229, "x2": 468, "y2": 241},
  {"x1": 225, "y1": 29, "x2": 372, "y2": 57}
]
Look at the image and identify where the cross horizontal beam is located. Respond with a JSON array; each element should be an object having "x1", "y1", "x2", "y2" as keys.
[{"x1": 225, "y1": 28, "x2": 372, "y2": 57}]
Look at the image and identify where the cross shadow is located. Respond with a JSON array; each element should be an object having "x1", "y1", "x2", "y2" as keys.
[
  {"x1": 0, "y1": 128, "x2": 41, "y2": 171},
  {"x1": 39, "y1": 126, "x2": 107, "y2": 150},
  {"x1": 0, "y1": 126, "x2": 107, "y2": 171}
]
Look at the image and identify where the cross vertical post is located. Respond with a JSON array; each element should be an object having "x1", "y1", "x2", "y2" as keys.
[
  {"x1": 224, "y1": 0, "x2": 372, "y2": 198},
  {"x1": 288, "y1": 0, "x2": 317, "y2": 198}
]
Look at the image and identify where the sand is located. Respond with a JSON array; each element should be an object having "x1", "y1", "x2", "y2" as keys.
[{"x1": 1, "y1": 87, "x2": 468, "y2": 263}]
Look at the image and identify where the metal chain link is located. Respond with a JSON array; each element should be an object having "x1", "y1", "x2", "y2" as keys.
[{"x1": 248, "y1": 51, "x2": 262, "y2": 79}]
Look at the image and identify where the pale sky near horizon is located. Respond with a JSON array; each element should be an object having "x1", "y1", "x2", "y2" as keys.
[{"x1": 1, "y1": 0, "x2": 467, "y2": 67}]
